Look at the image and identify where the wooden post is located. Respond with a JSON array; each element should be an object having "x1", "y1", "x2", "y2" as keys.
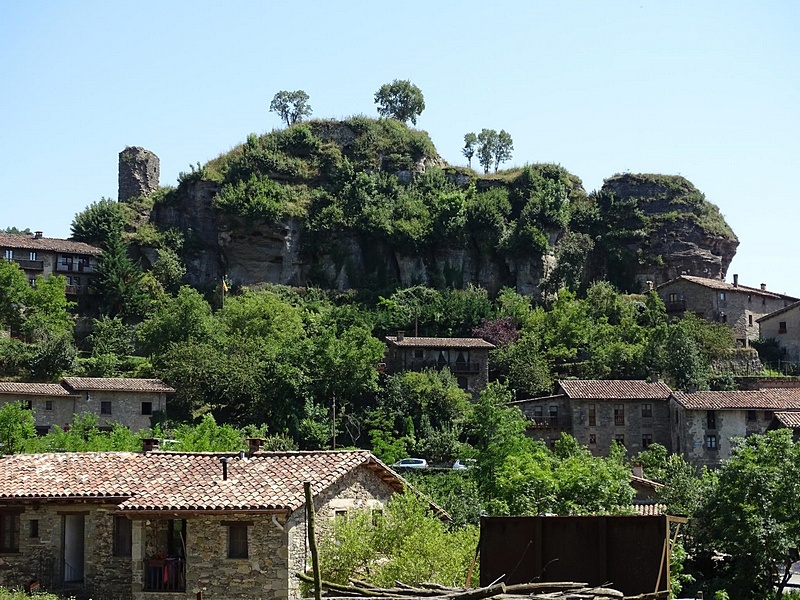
[{"x1": 305, "y1": 482, "x2": 322, "y2": 600}]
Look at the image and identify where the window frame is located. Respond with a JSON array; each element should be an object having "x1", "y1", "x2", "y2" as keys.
[
  {"x1": 0, "y1": 512, "x2": 21, "y2": 553},
  {"x1": 614, "y1": 404, "x2": 625, "y2": 426},
  {"x1": 641, "y1": 403, "x2": 652, "y2": 418},
  {"x1": 588, "y1": 404, "x2": 596, "y2": 426},
  {"x1": 642, "y1": 433, "x2": 653, "y2": 449},
  {"x1": 141, "y1": 401, "x2": 153, "y2": 416},
  {"x1": 227, "y1": 522, "x2": 249, "y2": 559},
  {"x1": 706, "y1": 410, "x2": 716, "y2": 430},
  {"x1": 113, "y1": 516, "x2": 132, "y2": 557},
  {"x1": 705, "y1": 435, "x2": 718, "y2": 450},
  {"x1": 101, "y1": 401, "x2": 112, "y2": 415}
]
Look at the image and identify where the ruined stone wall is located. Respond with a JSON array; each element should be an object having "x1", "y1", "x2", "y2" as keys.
[{"x1": 119, "y1": 147, "x2": 160, "y2": 202}]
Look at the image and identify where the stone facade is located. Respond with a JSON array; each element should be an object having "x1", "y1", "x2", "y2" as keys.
[
  {"x1": 384, "y1": 335, "x2": 494, "y2": 396},
  {"x1": 758, "y1": 301, "x2": 800, "y2": 372},
  {"x1": 509, "y1": 394, "x2": 572, "y2": 448},
  {"x1": 68, "y1": 388, "x2": 167, "y2": 432},
  {"x1": 119, "y1": 147, "x2": 160, "y2": 202},
  {"x1": 0, "y1": 232, "x2": 100, "y2": 296},
  {"x1": 657, "y1": 274, "x2": 797, "y2": 346}
]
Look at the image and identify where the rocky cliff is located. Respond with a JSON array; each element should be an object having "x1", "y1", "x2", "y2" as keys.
[{"x1": 143, "y1": 121, "x2": 738, "y2": 296}]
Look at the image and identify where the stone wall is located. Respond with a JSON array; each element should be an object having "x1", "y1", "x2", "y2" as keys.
[
  {"x1": 570, "y1": 399, "x2": 672, "y2": 457},
  {"x1": 76, "y1": 390, "x2": 166, "y2": 432},
  {"x1": 514, "y1": 395, "x2": 572, "y2": 448},
  {"x1": 0, "y1": 394, "x2": 78, "y2": 434},
  {"x1": 385, "y1": 346, "x2": 491, "y2": 396},
  {"x1": 760, "y1": 305, "x2": 800, "y2": 370},
  {"x1": 0, "y1": 502, "x2": 132, "y2": 600},
  {"x1": 119, "y1": 147, "x2": 160, "y2": 202}
]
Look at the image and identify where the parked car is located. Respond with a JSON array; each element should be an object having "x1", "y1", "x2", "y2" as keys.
[
  {"x1": 452, "y1": 459, "x2": 475, "y2": 470},
  {"x1": 391, "y1": 458, "x2": 428, "y2": 469}
]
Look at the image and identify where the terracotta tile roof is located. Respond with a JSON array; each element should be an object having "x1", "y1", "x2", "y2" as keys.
[
  {"x1": 0, "y1": 232, "x2": 101, "y2": 256},
  {"x1": 559, "y1": 380, "x2": 672, "y2": 400},
  {"x1": 631, "y1": 475, "x2": 665, "y2": 491},
  {"x1": 756, "y1": 300, "x2": 800, "y2": 323},
  {"x1": 772, "y1": 411, "x2": 800, "y2": 428},
  {"x1": 0, "y1": 450, "x2": 404, "y2": 513},
  {"x1": 672, "y1": 389, "x2": 800, "y2": 410},
  {"x1": 0, "y1": 382, "x2": 76, "y2": 396},
  {"x1": 62, "y1": 377, "x2": 175, "y2": 393},
  {"x1": 385, "y1": 336, "x2": 495, "y2": 349},
  {"x1": 657, "y1": 275, "x2": 798, "y2": 301}
]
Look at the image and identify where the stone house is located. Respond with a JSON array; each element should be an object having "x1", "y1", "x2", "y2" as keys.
[
  {"x1": 0, "y1": 377, "x2": 173, "y2": 434},
  {"x1": 0, "y1": 231, "x2": 101, "y2": 296},
  {"x1": 670, "y1": 389, "x2": 800, "y2": 468},
  {"x1": 0, "y1": 443, "x2": 405, "y2": 600},
  {"x1": 0, "y1": 382, "x2": 81, "y2": 436},
  {"x1": 757, "y1": 301, "x2": 800, "y2": 372},
  {"x1": 511, "y1": 380, "x2": 672, "y2": 456},
  {"x1": 656, "y1": 274, "x2": 798, "y2": 346},
  {"x1": 767, "y1": 411, "x2": 800, "y2": 441},
  {"x1": 383, "y1": 333, "x2": 494, "y2": 395}
]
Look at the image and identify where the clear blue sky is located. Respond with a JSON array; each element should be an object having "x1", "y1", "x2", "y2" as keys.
[{"x1": 2, "y1": 1, "x2": 798, "y2": 294}]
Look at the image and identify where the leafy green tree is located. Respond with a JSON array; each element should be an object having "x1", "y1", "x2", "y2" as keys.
[
  {"x1": 269, "y1": 90, "x2": 312, "y2": 127},
  {"x1": 318, "y1": 491, "x2": 478, "y2": 587},
  {"x1": 0, "y1": 259, "x2": 32, "y2": 333},
  {"x1": 137, "y1": 286, "x2": 216, "y2": 356},
  {"x1": 26, "y1": 329, "x2": 77, "y2": 381},
  {"x1": 2, "y1": 227, "x2": 32, "y2": 235},
  {"x1": 151, "y1": 247, "x2": 186, "y2": 293},
  {"x1": 0, "y1": 402, "x2": 35, "y2": 454},
  {"x1": 89, "y1": 315, "x2": 135, "y2": 357},
  {"x1": 92, "y1": 229, "x2": 149, "y2": 320},
  {"x1": 462, "y1": 132, "x2": 478, "y2": 168},
  {"x1": 694, "y1": 430, "x2": 800, "y2": 600},
  {"x1": 635, "y1": 443, "x2": 704, "y2": 516},
  {"x1": 70, "y1": 197, "x2": 125, "y2": 245},
  {"x1": 374, "y1": 79, "x2": 425, "y2": 125},
  {"x1": 22, "y1": 274, "x2": 75, "y2": 340},
  {"x1": 476, "y1": 129, "x2": 514, "y2": 173}
]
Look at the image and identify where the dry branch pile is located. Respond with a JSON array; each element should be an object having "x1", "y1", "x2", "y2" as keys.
[{"x1": 295, "y1": 573, "x2": 668, "y2": 600}]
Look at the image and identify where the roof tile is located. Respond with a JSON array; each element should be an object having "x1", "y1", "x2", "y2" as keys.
[
  {"x1": 62, "y1": 377, "x2": 175, "y2": 393},
  {"x1": 385, "y1": 336, "x2": 495, "y2": 349},
  {"x1": 559, "y1": 380, "x2": 672, "y2": 400},
  {"x1": 673, "y1": 389, "x2": 800, "y2": 410},
  {"x1": 0, "y1": 382, "x2": 76, "y2": 396},
  {"x1": 0, "y1": 232, "x2": 101, "y2": 255}
]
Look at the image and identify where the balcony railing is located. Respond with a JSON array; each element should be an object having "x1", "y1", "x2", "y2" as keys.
[
  {"x1": 408, "y1": 360, "x2": 481, "y2": 374},
  {"x1": 528, "y1": 415, "x2": 559, "y2": 428},
  {"x1": 65, "y1": 285, "x2": 81, "y2": 296},
  {"x1": 56, "y1": 262, "x2": 94, "y2": 274},
  {"x1": 144, "y1": 557, "x2": 186, "y2": 592},
  {"x1": 665, "y1": 300, "x2": 686, "y2": 313},
  {"x1": 15, "y1": 259, "x2": 44, "y2": 271}
]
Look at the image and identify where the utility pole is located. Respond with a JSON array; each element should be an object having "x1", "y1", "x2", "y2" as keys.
[{"x1": 331, "y1": 392, "x2": 336, "y2": 449}]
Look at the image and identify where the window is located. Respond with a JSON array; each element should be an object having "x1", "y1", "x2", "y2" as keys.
[
  {"x1": 533, "y1": 406, "x2": 543, "y2": 421},
  {"x1": 456, "y1": 376, "x2": 468, "y2": 390},
  {"x1": 4, "y1": 250, "x2": 12, "y2": 261},
  {"x1": 113, "y1": 516, "x2": 132, "y2": 557},
  {"x1": 642, "y1": 434, "x2": 653, "y2": 449},
  {"x1": 101, "y1": 401, "x2": 112, "y2": 415},
  {"x1": 35, "y1": 426, "x2": 49, "y2": 436},
  {"x1": 747, "y1": 410, "x2": 757, "y2": 422},
  {"x1": 589, "y1": 433, "x2": 597, "y2": 445},
  {"x1": 614, "y1": 404, "x2": 625, "y2": 426},
  {"x1": 549, "y1": 405, "x2": 558, "y2": 422},
  {"x1": 29, "y1": 251, "x2": 36, "y2": 261},
  {"x1": 706, "y1": 410, "x2": 716, "y2": 430},
  {"x1": 588, "y1": 404, "x2": 596, "y2": 426},
  {"x1": 45, "y1": 400, "x2": 53, "y2": 411},
  {"x1": 641, "y1": 404, "x2": 652, "y2": 418},
  {"x1": 413, "y1": 349, "x2": 423, "y2": 359},
  {"x1": 719, "y1": 292, "x2": 726, "y2": 301},
  {"x1": 29, "y1": 520, "x2": 38, "y2": 538},
  {"x1": 765, "y1": 410, "x2": 774, "y2": 421},
  {"x1": 779, "y1": 321, "x2": 787, "y2": 334},
  {"x1": 748, "y1": 294, "x2": 752, "y2": 302},
  {"x1": 29, "y1": 279, "x2": 36, "y2": 287},
  {"x1": 668, "y1": 293, "x2": 678, "y2": 302},
  {"x1": 675, "y1": 410, "x2": 679, "y2": 424},
  {"x1": 706, "y1": 435, "x2": 718, "y2": 450},
  {"x1": 748, "y1": 314, "x2": 753, "y2": 327},
  {"x1": 74, "y1": 276, "x2": 80, "y2": 287},
  {"x1": 334, "y1": 510, "x2": 348, "y2": 521},
  {"x1": 0, "y1": 512, "x2": 20, "y2": 553},
  {"x1": 142, "y1": 402, "x2": 153, "y2": 416},
  {"x1": 227, "y1": 523, "x2": 248, "y2": 559},
  {"x1": 614, "y1": 434, "x2": 625, "y2": 446}
]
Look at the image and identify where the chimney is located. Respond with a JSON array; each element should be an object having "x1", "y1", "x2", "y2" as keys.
[
  {"x1": 247, "y1": 438, "x2": 265, "y2": 455},
  {"x1": 761, "y1": 283, "x2": 767, "y2": 291},
  {"x1": 649, "y1": 371, "x2": 660, "y2": 383},
  {"x1": 632, "y1": 461, "x2": 644, "y2": 479},
  {"x1": 34, "y1": 231, "x2": 43, "y2": 239},
  {"x1": 397, "y1": 331, "x2": 405, "y2": 342},
  {"x1": 142, "y1": 438, "x2": 159, "y2": 452},
  {"x1": 646, "y1": 281, "x2": 654, "y2": 291},
  {"x1": 220, "y1": 457, "x2": 229, "y2": 481},
  {"x1": 733, "y1": 274, "x2": 739, "y2": 287}
]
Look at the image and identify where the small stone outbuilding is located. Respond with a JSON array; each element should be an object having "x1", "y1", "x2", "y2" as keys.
[
  {"x1": 0, "y1": 445, "x2": 405, "y2": 600},
  {"x1": 757, "y1": 300, "x2": 800, "y2": 373}
]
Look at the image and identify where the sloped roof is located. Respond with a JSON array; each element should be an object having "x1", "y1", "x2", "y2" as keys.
[
  {"x1": 0, "y1": 382, "x2": 77, "y2": 397},
  {"x1": 672, "y1": 389, "x2": 800, "y2": 410},
  {"x1": 0, "y1": 450, "x2": 404, "y2": 513},
  {"x1": 772, "y1": 411, "x2": 800, "y2": 428},
  {"x1": 62, "y1": 377, "x2": 175, "y2": 393},
  {"x1": 757, "y1": 300, "x2": 800, "y2": 323},
  {"x1": 559, "y1": 380, "x2": 672, "y2": 400},
  {"x1": 385, "y1": 336, "x2": 495, "y2": 349},
  {"x1": 656, "y1": 275, "x2": 797, "y2": 301},
  {"x1": 0, "y1": 232, "x2": 101, "y2": 256}
]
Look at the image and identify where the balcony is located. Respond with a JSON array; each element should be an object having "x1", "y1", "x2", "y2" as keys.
[
  {"x1": 144, "y1": 557, "x2": 186, "y2": 592},
  {"x1": 408, "y1": 359, "x2": 480, "y2": 374},
  {"x1": 665, "y1": 300, "x2": 686, "y2": 313},
  {"x1": 15, "y1": 259, "x2": 44, "y2": 271},
  {"x1": 528, "y1": 415, "x2": 560, "y2": 429},
  {"x1": 65, "y1": 285, "x2": 81, "y2": 296},
  {"x1": 56, "y1": 262, "x2": 94, "y2": 274}
]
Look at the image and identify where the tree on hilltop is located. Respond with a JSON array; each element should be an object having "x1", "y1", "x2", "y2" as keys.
[
  {"x1": 462, "y1": 132, "x2": 478, "y2": 168},
  {"x1": 477, "y1": 129, "x2": 514, "y2": 173},
  {"x1": 270, "y1": 90, "x2": 312, "y2": 127},
  {"x1": 374, "y1": 79, "x2": 425, "y2": 125}
]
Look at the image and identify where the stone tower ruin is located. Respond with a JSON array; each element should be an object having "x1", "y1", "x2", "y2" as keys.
[{"x1": 118, "y1": 146, "x2": 160, "y2": 202}]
